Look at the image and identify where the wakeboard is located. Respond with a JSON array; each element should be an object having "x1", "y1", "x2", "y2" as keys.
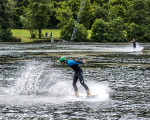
[
  {"x1": 75, "y1": 94, "x2": 97, "y2": 99},
  {"x1": 86, "y1": 94, "x2": 97, "y2": 98}
]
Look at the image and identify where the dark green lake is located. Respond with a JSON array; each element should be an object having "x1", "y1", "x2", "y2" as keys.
[{"x1": 0, "y1": 43, "x2": 149, "y2": 120}]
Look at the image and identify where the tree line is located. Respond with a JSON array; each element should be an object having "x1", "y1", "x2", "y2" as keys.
[{"x1": 0, "y1": 0, "x2": 150, "y2": 42}]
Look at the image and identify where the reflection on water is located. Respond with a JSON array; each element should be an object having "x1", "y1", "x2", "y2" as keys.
[{"x1": 0, "y1": 43, "x2": 149, "y2": 120}]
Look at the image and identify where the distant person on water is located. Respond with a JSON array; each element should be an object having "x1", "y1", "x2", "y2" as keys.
[
  {"x1": 59, "y1": 57, "x2": 91, "y2": 97},
  {"x1": 131, "y1": 38, "x2": 136, "y2": 48}
]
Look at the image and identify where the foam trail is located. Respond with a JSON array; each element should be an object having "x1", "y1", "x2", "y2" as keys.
[
  {"x1": 48, "y1": 81, "x2": 74, "y2": 97},
  {"x1": 48, "y1": 81, "x2": 110, "y2": 102},
  {"x1": 89, "y1": 82, "x2": 110, "y2": 101},
  {"x1": 75, "y1": 82, "x2": 110, "y2": 101},
  {"x1": 0, "y1": 87, "x2": 10, "y2": 95},
  {"x1": 112, "y1": 42, "x2": 144, "y2": 52}
]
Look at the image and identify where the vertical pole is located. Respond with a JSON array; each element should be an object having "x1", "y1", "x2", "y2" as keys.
[{"x1": 70, "y1": 0, "x2": 86, "y2": 43}]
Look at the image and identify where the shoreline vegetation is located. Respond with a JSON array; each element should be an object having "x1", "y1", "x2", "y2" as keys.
[
  {"x1": 11, "y1": 29, "x2": 149, "y2": 44},
  {"x1": 1, "y1": 0, "x2": 150, "y2": 43},
  {"x1": 11, "y1": 29, "x2": 61, "y2": 43},
  {"x1": 11, "y1": 29, "x2": 92, "y2": 43}
]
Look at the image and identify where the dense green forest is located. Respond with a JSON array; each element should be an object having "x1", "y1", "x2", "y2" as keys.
[{"x1": 0, "y1": 0, "x2": 150, "y2": 42}]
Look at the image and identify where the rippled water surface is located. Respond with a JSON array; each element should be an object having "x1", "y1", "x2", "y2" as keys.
[{"x1": 0, "y1": 43, "x2": 149, "y2": 120}]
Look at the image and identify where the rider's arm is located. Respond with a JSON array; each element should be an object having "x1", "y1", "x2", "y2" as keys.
[{"x1": 67, "y1": 60, "x2": 84, "y2": 66}]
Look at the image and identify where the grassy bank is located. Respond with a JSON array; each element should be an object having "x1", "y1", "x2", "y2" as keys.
[
  {"x1": 12, "y1": 29, "x2": 92, "y2": 43},
  {"x1": 11, "y1": 29, "x2": 61, "y2": 42}
]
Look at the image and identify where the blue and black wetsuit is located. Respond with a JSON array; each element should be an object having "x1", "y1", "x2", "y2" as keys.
[
  {"x1": 66, "y1": 60, "x2": 89, "y2": 92},
  {"x1": 133, "y1": 40, "x2": 136, "y2": 48}
]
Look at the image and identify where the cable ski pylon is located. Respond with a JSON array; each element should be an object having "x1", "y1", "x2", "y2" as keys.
[{"x1": 70, "y1": 0, "x2": 86, "y2": 43}]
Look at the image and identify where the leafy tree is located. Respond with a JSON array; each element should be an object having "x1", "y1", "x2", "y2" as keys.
[
  {"x1": 8, "y1": 0, "x2": 30, "y2": 28},
  {"x1": 125, "y1": 0, "x2": 150, "y2": 42},
  {"x1": 108, "y1": 17, "x2": 127, "y2": 42},
  {"x1": 80, "y1": 0, "x2": 94, "y2": 29},
  {"x1": 22, "y1": 0, "x2": 52, "y2": 38},
  {"x1": 56, "y1": 1, "x2": 73, "y2": 28},
  {"x1": 51, "y1": 0, "x2": 67, "y2": 2},
  {"x1": 90, "y1": 0, "x2": 109, "y2": 5},
  {"x1": 56, "y1": 0, "x2": 93, "y2": 29},
  {"x1": 60, "y1": 19, "x2": 88, "y2": 42},
  {"x1": 2, "y1": 0, "x2": 149, "y2": 42},
  {"x1": 68, "y1": 0, "x2": 80, "y2": 19},
  {"x1": 125, "y1": 0, "x2": 149, "y2": 25},
  {"x1": 91, "y1": 4, "x2": 109, "y2": 29},
  {"x1": 108, "y1": 0, "x2": 129, "y2": 19},
  {"x1": 20, "y1": 16, "x2": 37, "y2": 38},
  {"x1": 91, "y1": 19, "x2": 109, "y2": 42},
  {"x1": 126, "y1": 23, "x2": 144, "y2": 41},
  {"x1": 93, "y1": 5, "x2": 108, "y2": 20},
  {"x1": 0, "y1": 0, "x2": 13, "y2": 41},
  {"x1": 47, "y1": 5, "x2": 59, "y2": 29}
]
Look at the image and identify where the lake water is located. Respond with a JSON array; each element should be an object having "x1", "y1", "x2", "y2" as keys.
[{"x1": 0, "y1": 42, "x2": 149, "y2": 120}]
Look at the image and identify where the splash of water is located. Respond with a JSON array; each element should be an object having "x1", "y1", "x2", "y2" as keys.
[
  {"x1": 0, "y1": 60, "x2": 110, "y2": 105},
  {"x1": 11, "y1": 60, "x2": 63, "y2": 95},
  {"x1": 48, "y1": 81, "x2": 110, "y2": 102},
  {"x1": 111, "y1": 42, "x2": 144, "y2": 53}
]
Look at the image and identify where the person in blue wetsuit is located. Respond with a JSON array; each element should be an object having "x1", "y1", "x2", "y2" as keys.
[
  {"x1": 131, "y1": 38, "x2": 136, "y2": 48},
  {"x1": 59, "y1": 57, "x2": 91, "y2": 97}
]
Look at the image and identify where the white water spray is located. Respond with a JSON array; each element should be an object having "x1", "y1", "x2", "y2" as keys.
[
  {"x1": 11, "y1": 60, "x2": 63, "y2": 95},
  {"x1": 0, "y1": 60, "x2": 110, "y2": 105},
  {"x1": 111, "y1": 42, "x2": 144, "y2": 53}
]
